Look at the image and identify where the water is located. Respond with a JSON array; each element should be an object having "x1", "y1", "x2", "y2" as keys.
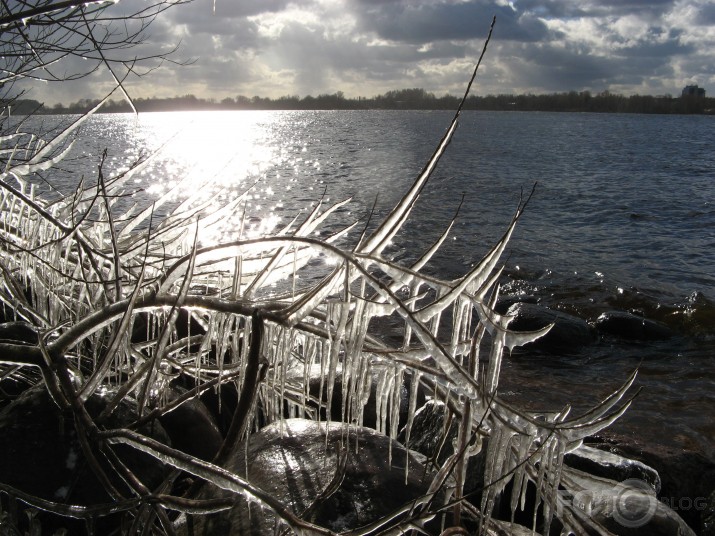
[{"x1": 17, "y1": 109, "x2": 715, "y2": 460}]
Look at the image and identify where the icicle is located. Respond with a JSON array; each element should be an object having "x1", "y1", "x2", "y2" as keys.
[
  {"x1": 388, "y1": 365, "x2": 404, "y2": 466},
  {"x1": 403, "y1": 370, "x2": 421, "y2": 484},
  {"x1": 479, "y1": 421, "x2": 516, "y2": 536}
]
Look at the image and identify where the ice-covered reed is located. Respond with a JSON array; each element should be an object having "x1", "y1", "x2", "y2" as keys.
[{"x1": 0, "y1": 24, "x2": 637, "y2": 536}]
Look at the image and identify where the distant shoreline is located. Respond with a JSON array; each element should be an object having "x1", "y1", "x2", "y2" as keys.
[{"x1": 7, "y1": 88, "x2": 714, "y2": 116}]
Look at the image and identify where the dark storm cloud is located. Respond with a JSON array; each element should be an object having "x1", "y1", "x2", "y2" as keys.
[
  {"x1": 513, "y1": 0, "x2": 676, "y2": 19},
  {"x1": 508, "y1": 44, "x2": 615, "y2": 91},
  {"x1": 355, "y1": 1, "x2": 551, "y2": 44},
  {"x1": 695, "y1": 2, "x2": 715, "y2": 24}
]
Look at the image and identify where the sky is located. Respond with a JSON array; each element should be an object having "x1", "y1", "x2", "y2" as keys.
[{"x1": 20, "y1": 0, "x2": 715, "y2": 106}]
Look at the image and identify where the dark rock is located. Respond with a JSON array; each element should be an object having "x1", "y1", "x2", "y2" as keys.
[
  {"x1": 594, "y1": 311, "x2": 673, "y2": 340},
  {"x1": 702, "y1": 489, "x2": 715, "y2": 536},
  {"x1": 0, "y1": 321, "x2": 39, "y2": 345},
  {"x1": 196, "y1": 380, "x2": 240, "y2": 437},
  {"x1": 506, "y1": 302, "x2": 597, "y2": 353},
  {"x1": 562, "y1": 466, "x2": 696, "y2": 536},
  {"x1": 400, "y1": 399, "x2": 457, "y2": 464},
  {"x1": 586, "y1": 433, "x2": 715, "y2": 534},
  {"x1": 565, "y1": 445, "x2": 661, "y2": 494},
  {"x1": 159, "y1": 386, "x2": 223, "y2": 462},
  {"x1": 399, "y1": 400, "x2": 488, "y2": 508},
  {"x1": 0, "y1": 385, "x2": 170, "y2": 507},
  {"x1": 494, "y1": 294, "x2": 539, "y2": 315},
  {"x1": 190, "y1": 418, "x2": 443, "y2": 534}
]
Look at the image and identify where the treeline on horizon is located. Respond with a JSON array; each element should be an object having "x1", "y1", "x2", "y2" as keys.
[{"x1": 9, "y1": 87, "x2": 714, "y2": 115}]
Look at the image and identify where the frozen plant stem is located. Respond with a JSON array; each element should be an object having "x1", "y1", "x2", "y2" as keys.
[{"x1": 0, "y1": 13, "x2": 637, "y2": 536}]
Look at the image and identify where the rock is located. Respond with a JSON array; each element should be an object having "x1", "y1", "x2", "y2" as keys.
[
  {"x1": 0, "y1": 321, "x2": 39, "y2": 344},
  {"x1": 561, "y1": 466, "x2": 696, "y2": 535},
  {"x1": 702, "y1": 489, "x2": 715, "y2": 536},
  {"x1": 0, "y1": 385, "x2": 171, "y2": 503},
  {"x1": 0, "y1": 384, "x2": 172, "y2": 532},
  {"x1": 190, "y1": 377, "x2": 239, "y2": 436},
  {"x1": 593, "y1": 311, "x2": 673, "y2": 340},
  {"x1": 399, "y1": 399, "x2": 456, "y2": 464},
  {"x1": 399, "y1": 400, "x2": 488, "y2": 510},
  {"x1": 191, "y1": 418, "x2": 444, "y2": 534},
  {"x1": 565, "y1": 445, "x2": 661, "y2": 494},
  {"x1": 586, "y1": 433, "x2": 715, "y2": 534},
  {"x1": 494, "y1": 294, "x2": 539, "y2": 315},
  {"x1": 506, "y1": 302, "x2": 596, "y2": 353},
  {"x1": 159, "y1": 386, "x2": 224, "y2": 462}
]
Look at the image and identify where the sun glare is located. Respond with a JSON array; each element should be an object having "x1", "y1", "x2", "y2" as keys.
[{"x1": 125, "y1": 111, "x2": 285, "y2": 245}]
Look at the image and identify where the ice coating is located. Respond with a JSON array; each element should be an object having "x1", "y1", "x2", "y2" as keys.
[{"x1": 0, "y1": 25, "x2": 637, "y2": 535}]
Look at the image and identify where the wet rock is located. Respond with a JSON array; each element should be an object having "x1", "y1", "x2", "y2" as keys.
[
  {"x1": 191, "y1": 418, "x2": 443, "y2": 534},
  {"x1": 587, "y1": 433, "x2": 715, "y2": 534},
  {"x1": 562, "y1": 466, "x2": 696, "y2": 536},
  {"x1": 399, "y1": 400, "x2": 488, "y2": 506},
  {"x1": 0, "y1": 321, "x2": 39, "y2": 345},
  {"x1": 0, "y1": 385, "x2": 170, "y2": 504},
  {"x1": 159, "y1": 386, "x2": 223, "y2": 462},
  {"x1": 702, "y1": 489, "x2": 715, "y2": 536},
  {"x1": 565, "y1": 445, "x2": 661, "y2": 494},
  {"x1": 594, "y1": 311, "x2": 673, "y2": 340},
  {"x1": 506, "y1": 302, "x2": 596, "y2": 353},
  {"x1": 494, "y1": 294, "x2": 539, "y2": 315},
  {"x1": 399, "y1": 399, "x2": 456, "y2": 464}
]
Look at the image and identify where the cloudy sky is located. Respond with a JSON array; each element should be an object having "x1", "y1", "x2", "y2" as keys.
[{"x1": 22, "y1": 0, "x2": 715, "y2": 105}]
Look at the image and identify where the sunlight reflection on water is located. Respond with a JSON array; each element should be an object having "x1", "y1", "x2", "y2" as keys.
[{"x1": 99, "y1": 111, "x2": 321, "y2": 246}]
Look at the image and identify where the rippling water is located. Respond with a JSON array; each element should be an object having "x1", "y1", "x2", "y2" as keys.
[{"x1": 23, "y1": 109, "x2": 715, "y2": 460}]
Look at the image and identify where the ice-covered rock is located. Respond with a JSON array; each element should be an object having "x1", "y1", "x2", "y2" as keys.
[
  {"x1": 587, "y1": 433, "x2": 715, "y2": 534},
  {"x1": 191, "y1": 418, "x2": 443, "y2": 534},
  {"x1": 565, "y1": 444, "x2": 661, "y2": 494},
  {"x1": 561, "y1": 466, "x2": 696, "y2": 536}
]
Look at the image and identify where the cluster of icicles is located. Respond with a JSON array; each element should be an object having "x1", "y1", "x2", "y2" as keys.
[{"x1": 0, "y1": 92, "x2": 636, "y2": 535}]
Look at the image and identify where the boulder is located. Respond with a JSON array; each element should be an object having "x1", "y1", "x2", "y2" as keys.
[
  {"x1": 506, "y1": 302, "x2": 597, "y2": 353},
  {"x1": 561, "y1": 466, "x2": 696, "y2": 535},
  {"x1": 190, "y1": 418, "x2": 444, "y2": 534},
  {"x1": 702, "y1": 489, "x2": 715, "y2": 536},
  {"x1": 0, "y1": 321, "x2": 39, "y2": 345},
  {"x1": 0, "y1": 384, "x2": 171, "y2": 533},
  {"x1": 593, "y1": 311, "x2": 673, "y2": 341},
  {"x1": 586, "y1": 433, "x2": 715, "y2": 534},
  {"x1": 565, "y1": 445, "x2": 661, "y2": 494},
  {"x1": 399, "y1": 400, "x2": 488, "y2": 509},
  {"x1": 494, "y1": 294, "x2": 539, "y2": 315},
  {"x1": 158, "y1": 386, "x2": 224, "y2": 462}
]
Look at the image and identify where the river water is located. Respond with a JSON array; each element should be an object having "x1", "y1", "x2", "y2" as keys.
[{"x1": 20, "y1": 109, "x2": 715, "y2": 461}]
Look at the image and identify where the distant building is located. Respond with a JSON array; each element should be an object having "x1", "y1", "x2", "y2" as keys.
[{"x1": 682, "y1": 85, "x2": 706, "y2": 98}]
